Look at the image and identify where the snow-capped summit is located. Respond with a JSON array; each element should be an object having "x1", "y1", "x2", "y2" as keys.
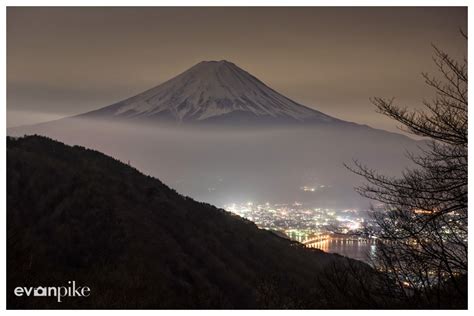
[{"x1": 80, "y1": 60, "x2": 338, "y2": 125}]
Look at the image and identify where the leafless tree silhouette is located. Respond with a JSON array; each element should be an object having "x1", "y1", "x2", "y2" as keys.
[{"x1": 347, "y1": 32, "x2": 467, "y2": 308}]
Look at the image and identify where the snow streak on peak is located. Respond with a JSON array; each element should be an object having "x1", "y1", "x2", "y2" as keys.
[{"x1": 87, "y1": 60, "x2": 337, "y2": 124}]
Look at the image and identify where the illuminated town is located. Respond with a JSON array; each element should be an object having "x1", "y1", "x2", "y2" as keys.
[
  {"x1": 224, "y1": 201, "x2": 380, "y2": 263},
  {"x1": 224, "y1": 201, "x2": 373, "y2": 243}
]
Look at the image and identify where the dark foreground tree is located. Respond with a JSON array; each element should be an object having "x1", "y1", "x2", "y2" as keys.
[{"x1": 347, "y1": 34, "x2": 467, "y2": 308}]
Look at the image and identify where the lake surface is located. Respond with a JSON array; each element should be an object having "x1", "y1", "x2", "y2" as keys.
[{"x1": 307, "y1": 239, "x2": 377, "y2": 263}]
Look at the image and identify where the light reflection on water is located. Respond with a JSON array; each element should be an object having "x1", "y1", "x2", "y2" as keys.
[{"x1": 307, "y1": 239, "x2": 377, "y2": 264}]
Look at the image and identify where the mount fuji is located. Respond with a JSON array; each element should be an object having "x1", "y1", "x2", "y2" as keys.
[
  {"x1": 8, "y1": 60, "x2": 423, "y2": 209},
  {"x1": 78, "y1": 60, "x2": 341, "y2": 125}
]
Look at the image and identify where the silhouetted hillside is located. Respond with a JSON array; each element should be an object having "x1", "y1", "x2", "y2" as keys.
[{"x1": 7, "y1": 136, "x2": 387, "y2": 309}]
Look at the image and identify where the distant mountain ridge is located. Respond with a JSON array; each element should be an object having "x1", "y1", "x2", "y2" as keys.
[
  {"x1": 6, "y1": 60, "x2": 425, "y2": 212},
  {"x1": 78, "y1": 60, "x2": 340, "y2": 125}
]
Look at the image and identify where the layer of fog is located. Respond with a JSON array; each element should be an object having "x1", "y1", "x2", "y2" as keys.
[{"x1": 8, "y1": 118, "x2": 423, "y2": 210}]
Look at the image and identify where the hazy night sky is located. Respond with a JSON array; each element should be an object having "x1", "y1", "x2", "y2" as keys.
[{"x1": 7, "y1": 7, "x2": 467, "y2": 131}]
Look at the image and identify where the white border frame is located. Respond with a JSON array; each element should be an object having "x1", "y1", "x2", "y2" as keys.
[{"x1": 1, "y1": 1, "x2": 471, "y2": 314}]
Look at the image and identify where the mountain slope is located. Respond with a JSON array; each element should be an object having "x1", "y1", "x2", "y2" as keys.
[
  {"x1": 7, "y1": 136, "x2": 386, "y2": 309},
  {"x1": 78, "y1": 60, "x2": 338, "y2": 125}
]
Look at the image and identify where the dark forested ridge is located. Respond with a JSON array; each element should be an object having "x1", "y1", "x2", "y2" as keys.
[{"x1": 8, "y1": 135, "x2": 388, "y2": 309}]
